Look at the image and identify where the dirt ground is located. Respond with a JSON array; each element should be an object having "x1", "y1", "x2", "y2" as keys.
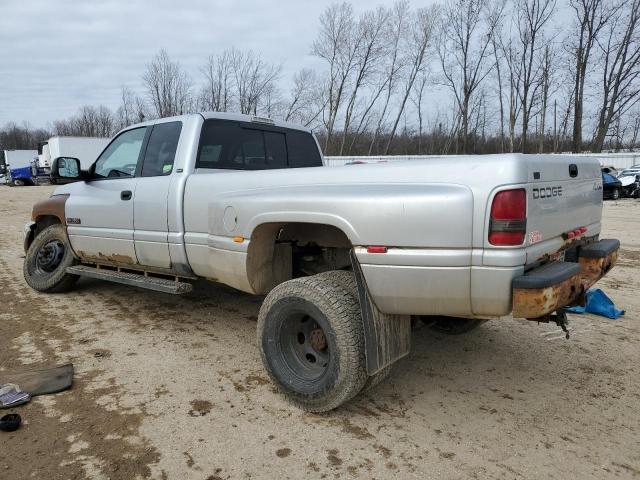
[{"x1": 0, "y1": 185, "x2": 638, "y2": 480}]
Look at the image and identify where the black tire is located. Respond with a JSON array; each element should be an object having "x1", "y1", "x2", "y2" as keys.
[
  {"x1": 23, "y1": 224, "x2": 79, "y2": 293},
  {"x1": 315, "y1": 270, "x2": 392, "y2": 392},
  {"x1": 612, "y1": 188, "x2": 620, "y2": 200},
  {"x1": 13, "y1": 179, "x2": 26, "y2": 186},
  {"x1": 422, "y1": 316, "x2": 486, "y2": 335},
  {"x1": 257, "y1": 275, "x2": 367, "y2": 412}
]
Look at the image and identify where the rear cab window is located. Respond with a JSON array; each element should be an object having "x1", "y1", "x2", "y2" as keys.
[{"x1": 196, "y1": 119, "x2": 322, "y2": 170}]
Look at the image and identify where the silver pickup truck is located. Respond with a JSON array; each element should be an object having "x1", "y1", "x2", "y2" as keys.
[{"x1": 23, "y1": 112, "x2": 619, "y2": 411}]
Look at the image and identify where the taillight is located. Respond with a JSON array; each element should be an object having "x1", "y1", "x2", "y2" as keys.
[{"x1": 489, "y1": 189, "x2": 527, "y2": 246}]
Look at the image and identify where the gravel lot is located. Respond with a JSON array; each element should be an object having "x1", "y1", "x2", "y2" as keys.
[{"x1": 0, "y1": 185, "x2": 638, "y2": 480}]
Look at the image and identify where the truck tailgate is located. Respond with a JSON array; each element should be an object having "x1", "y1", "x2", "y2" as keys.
[{"x1": 524, "y1": 156, "x2": 602, "y2": 263}]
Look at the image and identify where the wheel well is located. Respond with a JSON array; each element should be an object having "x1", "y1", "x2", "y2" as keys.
[
  {"x1": 14, "y1": 177, "x2": 34, "y2": 186},
  {"x1": 35, "y1": 215, "x2": 61, "y2": 233},
  {"x1": 24, "y1": 215, "x2": 62, "y2": 251},
  {"x1": 246, "y1": 222, "x2": 353, "y2": 294}
]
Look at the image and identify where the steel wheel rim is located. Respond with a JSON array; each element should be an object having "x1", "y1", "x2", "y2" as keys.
[
  {"x1": 35, "y1": 240, "x2": 65, "y2": 274},
  {"x1": 279, "y1": 311, "x2": 330, "y2": 381}
]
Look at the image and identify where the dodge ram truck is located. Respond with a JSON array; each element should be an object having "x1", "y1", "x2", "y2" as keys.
[{"x1": 22, "y1": 112, "x2": 620, "y2": 412}]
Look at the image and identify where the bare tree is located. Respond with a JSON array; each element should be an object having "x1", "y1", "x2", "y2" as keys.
[
  {"x1": 538, "y1": 45, "x2": 553, "y2": 152},
  {"x1": 200, "y1": 51, "x2": 233, "y2": 112},
  {"x1": 0, "y1": 123, "x2": 50, "y2": 150},
  {"x1": 384, "y1": 5, "x2": 439, "y2": 153},
  {"x1": 501, "y1": 38, "x2": 523, "y2": 152},
  {"x1": 143, "y1": 49, "x2": 194, "y2": 118},
  {"x1": 312, "y1": 2, "x2": 359, "y2": 153},
  {"x1": 368, "y1": 1, "x2": 411, "y2": 154},
  {"x1": 410, "y1": 72, "x2": 429, "y2": 153},
  {"x1": 592, "y1": 0, "x2": 640, "y2": 152},
  {"x1": 228, "y1": 48, "x2": 281, "y2": 116},
  {"x1": 284, "y1": 69, "x2": 326, "y2": 128},
  {"x1": 491, "y1": 19, "x2": 507, "y2": 153},
  {"x1": 514, "y1": 0, "x2": 556, "y2": 153},
  {"x1": 438, "y1": 0, "x2": 500, "y2": 153},
  {"x1": 569, "y1": 0, "x2": 617, "y2": 152},
  {"x1": 338, "y1": 7, "x2": 389, "y2": 154},
  {"x1": 53, "y1": 105, "x2": 116, "y2": 137},
  {"x1": 116, "y1": 86, "x2": 148, "y2": 129}
]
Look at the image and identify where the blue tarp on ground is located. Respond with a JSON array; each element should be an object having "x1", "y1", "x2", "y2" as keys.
[{"x1": 566, "y1": 288, "x2": 625, "y2": 319}]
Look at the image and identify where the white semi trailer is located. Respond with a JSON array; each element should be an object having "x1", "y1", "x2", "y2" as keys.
[{"x1": 38, "y1": 136, "x2": 110, "y2": 170}]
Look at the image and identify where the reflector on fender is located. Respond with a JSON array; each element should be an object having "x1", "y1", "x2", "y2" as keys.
[{"x1": 367, "y1": 246, "x2": 388, "y2": 254}]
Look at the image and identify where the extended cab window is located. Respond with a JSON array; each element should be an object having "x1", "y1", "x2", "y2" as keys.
[
  {"x1": 93, "y1": 127, "x2": 147, "y2": 178},
  {"x1": 141, "y1": 121, "x2": 182, "y2": 177},
  {"x1": 286, "y1": 130, "x2": 322, "y2": 168},
  {"x1": 197, "y1": 121, "x2": 286, "y2": 170},
  {"x1": 196, "y1": 119, "x2": 321, "y2": 169}
]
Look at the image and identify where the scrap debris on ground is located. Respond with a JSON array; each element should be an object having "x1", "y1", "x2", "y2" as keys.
[{"x1": 0, "y1": 185, "x2": 638, "y2": 479}]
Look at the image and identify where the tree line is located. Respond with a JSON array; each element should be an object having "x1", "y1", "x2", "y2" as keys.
[{"x1": 2, "y1": 0, "x2": 640, "y2": 156}]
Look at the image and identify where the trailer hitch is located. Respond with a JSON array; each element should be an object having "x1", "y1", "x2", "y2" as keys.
[{"x1": 536, "y1": 309, "x2": 571, "y2": 339}]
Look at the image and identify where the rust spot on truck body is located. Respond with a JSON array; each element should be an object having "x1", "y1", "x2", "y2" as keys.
[
  {"x1": 513, "y1": 248, "x2": 618, "y2": 319},
  {"x1": 32, "y1": 194, "x2": 69, "y2": 224},
  {"x1": 76, "y1": 251, "x2": 136, "y2": 265}
]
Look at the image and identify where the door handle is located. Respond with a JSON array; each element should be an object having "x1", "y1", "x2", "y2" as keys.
[{"x1": 121, "y1": 190, "x2": 132, "y2": 201}]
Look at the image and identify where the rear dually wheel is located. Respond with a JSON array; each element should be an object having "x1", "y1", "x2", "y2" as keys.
[{"x1": 257, "y1": 274, "x2": 367, "y2": 412}]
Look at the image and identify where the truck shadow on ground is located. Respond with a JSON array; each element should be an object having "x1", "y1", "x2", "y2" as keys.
[{"x1": 71, "y1": 275, "x2": 615, "y2": 422}]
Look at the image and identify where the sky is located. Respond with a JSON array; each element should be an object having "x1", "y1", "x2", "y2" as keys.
[{"x1": 0, "y1": 0, "x2": 425, "y2": 129}]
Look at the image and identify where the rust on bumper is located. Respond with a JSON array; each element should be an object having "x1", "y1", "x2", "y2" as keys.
[
  {"x1": 578, "y1": 249, "x2": 617, "y2": 286},
  {"x1": 512, "y1": 243, "x2": 619, "y2": 319}
]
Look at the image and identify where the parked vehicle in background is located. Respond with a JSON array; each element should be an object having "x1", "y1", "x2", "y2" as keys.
[
  {"x1": 602, "y1": 172, "x2": 622, "y2": 200},
  {"x1": 37, "y1": 137, "x2": 110, "y2": 184},
  {"x1": 22, "y1": 112, "x2": 620, "y2": 412},
  {"x1": 617, "y1": 167, "x2": 640, "y2": 198},
  {"x1": 1, "y1": 150, "x2": 38, "y2": 186},
  {"x1": 621, "y1": 174, "x2": 640, "y2": 198},
  {"x1": 601, "y1": 165, "x2": 619, "y2": 177}
]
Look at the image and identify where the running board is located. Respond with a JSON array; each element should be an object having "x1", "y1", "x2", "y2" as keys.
[{"x1": 66, "y1": 265, "x2": 193, "y2": 295}]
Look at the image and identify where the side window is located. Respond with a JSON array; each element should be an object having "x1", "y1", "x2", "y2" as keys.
[
  {"x1": 94, "y1": 127, "x2": 147, "y2": 178},
  {"x1": 141, "y1": 122, "x2": 182, "y2": 177},
  {"x1": 196, "y1": 120, "x2": 288, "y2": 170},
  {"x1": 197, "y1": 122, "x2": 240, "y2": 169},
  {"x1": 286, "y1": 130, "x2": 322, "y2": 168}
]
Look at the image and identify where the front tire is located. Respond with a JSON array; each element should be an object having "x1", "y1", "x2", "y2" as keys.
[
  {"x1": 257, "y1": 275, "x2": 367, "y2": 412},
  {"x1": 23, "y1": 224, "x2": 79, "y2": 293},
  {"x1": 612, "y1": 188, "x2": 620, "y2": 200}
]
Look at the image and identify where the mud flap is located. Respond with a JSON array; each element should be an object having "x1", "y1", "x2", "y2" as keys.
[{"x1": 350, "y1": 250, "x2": 411, "y2": 375}]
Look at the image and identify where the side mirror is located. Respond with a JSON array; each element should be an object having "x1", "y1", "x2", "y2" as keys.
[{"x1": 51, "y1": 157, "x2": 82, "y2": 181}]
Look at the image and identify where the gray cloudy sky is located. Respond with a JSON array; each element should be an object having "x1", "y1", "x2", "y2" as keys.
[{"x1": 0, "y1": 0, "x2": 402, "y2": 128}]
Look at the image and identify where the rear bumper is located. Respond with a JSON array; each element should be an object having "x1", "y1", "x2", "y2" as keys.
[{"x1": 512, "y1": 239, "x2": 619, "y2": 318}]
